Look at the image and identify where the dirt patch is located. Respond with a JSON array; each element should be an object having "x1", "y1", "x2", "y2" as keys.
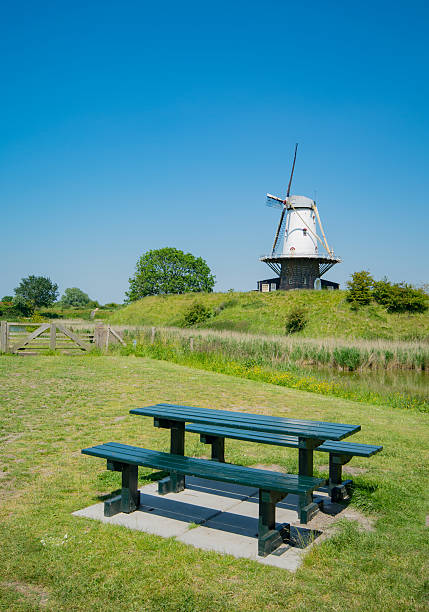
[
  {"x1": 301, "y1": 496, "x2": 375, "y2": 534},
  {"x1": 318, "y1": 464, "x2": 368, "y2": 477},
  {"x1": 251, "y1": 464, "x2": 285, "y2": 472},
  {"x1": 113, "y1": 416, "x2": 126, "y2": 422},
  {"x1": 1, "y1": 580, "x2": 50, "y2": 607}
]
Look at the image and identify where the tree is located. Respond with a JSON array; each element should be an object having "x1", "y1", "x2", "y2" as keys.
[
  {"x1": 14, "y1": 275, "x2": 59, "y2": 307},
  {"x1": 126, "y1": 247, "x2": 215, "y2": 300},
  {"x1": 346, "y1": 271, "x2": 374, "y2": 306},
  {"x1": 1, "y1": 296, "x2": 13, "y2": 303},
  {"x1": 59, "y1": 287, "x2": 91, "y2": 308}
]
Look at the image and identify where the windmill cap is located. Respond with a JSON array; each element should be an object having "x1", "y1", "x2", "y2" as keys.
[{"x1": 288, "y1": 195, "x2": 314, "y2": 208}]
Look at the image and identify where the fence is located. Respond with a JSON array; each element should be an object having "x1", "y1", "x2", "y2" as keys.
[{"x1": 0, "y1": 322, "x2": 125, "y2": 354}]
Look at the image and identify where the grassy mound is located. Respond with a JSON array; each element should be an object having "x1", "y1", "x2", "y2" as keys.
[{"x1": 109, "y1": 291, "x2": 429, "y2": 340}]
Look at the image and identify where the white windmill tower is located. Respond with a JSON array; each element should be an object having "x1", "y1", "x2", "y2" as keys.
[{"x1": 260, "y1": 145, "x2": 341, "y2": 290}]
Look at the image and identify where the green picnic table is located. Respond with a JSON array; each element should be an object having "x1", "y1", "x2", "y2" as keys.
[
  {"x1": 82, "y1": 403, "x2": 381, "y2": 557},
  {"x1": 129, "y1": 403, "x2": 362, "y2": 495}
]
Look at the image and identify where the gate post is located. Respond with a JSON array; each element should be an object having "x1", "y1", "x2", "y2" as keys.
[
  {"x1": 50, "y1": 323, "x2": 56, "y2": 350},
  {"x1": 94, "y1": 324, "x2": 108, "y2": 349},
  {"x1": 0, "y1": 321, "x2": 9, "y2": 353}
]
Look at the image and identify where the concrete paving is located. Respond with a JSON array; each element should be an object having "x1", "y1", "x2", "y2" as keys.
[{"x1": 73, "y1": 476, "x2": 332, "y2": 571}]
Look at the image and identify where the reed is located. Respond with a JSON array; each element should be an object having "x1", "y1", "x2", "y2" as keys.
[{"x1": 119, "y1": 325, "x2": 429, "y2": 372}]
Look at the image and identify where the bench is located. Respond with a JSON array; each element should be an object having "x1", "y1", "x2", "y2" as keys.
[
  {"x1": 82, "y1": 442, "x2": 326, "y2": 557},
  {"x1": 185, "y1": 424, "x2": 383, "y2": 502}
]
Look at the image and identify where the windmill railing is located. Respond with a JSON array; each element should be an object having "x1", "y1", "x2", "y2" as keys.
[{"x1": 260, "y1": 252, "x2": 341, "y2": 261}]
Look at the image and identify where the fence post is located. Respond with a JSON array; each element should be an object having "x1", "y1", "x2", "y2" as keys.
[
  {"x1": 94, "y1": 324, "x2": 106, "y2": 349},
  {"x1": 0, "y1": 321, "x2": 8, "y2": 353},
  {"x1": 151, "y1": 327, "x2": 156, "y2": 344},
  {"x1": 50, "y1": 323, "x2": 56, "y2": 350},
  {"x1": 189, "y1": 337, "x2": 194, "y2": 351}
]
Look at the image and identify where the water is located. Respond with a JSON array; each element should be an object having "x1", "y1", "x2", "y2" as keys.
[{"x1": 306, "y1": 365, "x2": 429, "y2": 402}]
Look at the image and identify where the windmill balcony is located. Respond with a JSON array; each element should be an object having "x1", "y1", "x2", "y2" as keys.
[{"x1": 260, "y1": 252, "x2": 341, "y2": 261}]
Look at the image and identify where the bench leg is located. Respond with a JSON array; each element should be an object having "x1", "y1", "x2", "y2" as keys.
[
  {"x1": 329, "y1": 454, "x2": 353, "y2": 503},
  {"x1": 298, "y1": 492, "x2": 320, "y2": 524},
  {"x1": 258, "y1": 490, "x2": 290, "y2": 557},
  {"x1": 158, "y1": 470, "x2": 185, "y2": 495},
  {"x1": 200, "y1": 434, "x2": 225, "y2": 462},
  {"x1": 104, "y1": 462, "x2": 140, "y2": 516}
]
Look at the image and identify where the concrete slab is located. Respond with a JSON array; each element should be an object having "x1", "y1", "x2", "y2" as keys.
[{"x1": 73, "y1": 477, "x2": 334, "y2": 571}]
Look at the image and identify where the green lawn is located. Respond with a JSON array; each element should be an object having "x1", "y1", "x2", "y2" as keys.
[{"x1": 0, "y1": 355, "x2": 428, "y2": 611}]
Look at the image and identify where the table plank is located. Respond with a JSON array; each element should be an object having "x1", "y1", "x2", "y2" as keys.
[{"x1": 130, "y1": 404, "x2": 360, "y2": 441}]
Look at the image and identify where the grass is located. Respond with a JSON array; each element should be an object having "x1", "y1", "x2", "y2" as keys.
[
  {"x1": 108, "y1": 290, "x2": 429, "y2": 341},
  {"x1": 113, "y1": 329, "x2": 429, "y2": 412},
  {"x1": 1, "y1": 354, "x2": 428, "y2": 611}
]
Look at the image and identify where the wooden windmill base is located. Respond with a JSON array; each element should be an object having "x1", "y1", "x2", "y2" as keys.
[{"x1": 279, "y1": 258, "x2": 320, "y2": 290}]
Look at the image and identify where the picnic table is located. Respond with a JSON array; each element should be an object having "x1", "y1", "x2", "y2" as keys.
[
  {"x1": 129, "y1": 403, "x2": 361, "y2": 493},
  {"x1": 82, "y1": 403, "x2": 380, "y2": 557}
]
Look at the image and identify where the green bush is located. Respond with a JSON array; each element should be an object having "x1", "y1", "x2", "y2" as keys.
[
  {"x1": 285, "y1": 307, "x2": 308, "y2": 334},
  {"x1": 373, "y1": 279, "x2": 427, "y2": 313},
  {"x1": 346, "y1": 271, "x2": 374, "y2": 306},
  {"x1": 12, "y1": 296, "x2": 35, "y2": 317},
  {"x1": 182, "y1": 302, "x2": 212, "y2": 327}
]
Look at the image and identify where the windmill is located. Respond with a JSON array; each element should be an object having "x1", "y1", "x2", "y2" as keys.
[{"x1": 259, "y1": 145, "x2": 341, "y2": 291}]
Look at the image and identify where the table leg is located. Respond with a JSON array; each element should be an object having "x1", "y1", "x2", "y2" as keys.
[
  {"x1": 297, "y1": 438, "x2": 323, "y2": 478},
  {"x1": 157, "y1": 420, "x2": 186, "y2": 494},
  {"x1": 298, "y1": 447, "x2": 314, "y2": 477}
]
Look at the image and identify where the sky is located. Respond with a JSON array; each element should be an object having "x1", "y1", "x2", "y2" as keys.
[{"x1": 1, "y1": 1, "x2": 428, "y2": 303}]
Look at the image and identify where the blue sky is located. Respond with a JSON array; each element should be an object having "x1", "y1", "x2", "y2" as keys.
[{"x1": 1, "y1": 1, "x2": 428, "y2": 302}]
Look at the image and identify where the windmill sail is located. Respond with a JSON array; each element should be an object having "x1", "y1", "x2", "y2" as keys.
[{"x1": 271, "y1": 143, "x2": 298, "y2": 254}]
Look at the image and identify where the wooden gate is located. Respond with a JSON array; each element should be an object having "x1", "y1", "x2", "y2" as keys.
[{"x1": 0, "y1": 322, "x2": 91, "y2": 354}]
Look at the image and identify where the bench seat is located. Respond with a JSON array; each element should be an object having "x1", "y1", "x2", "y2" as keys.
[
  {"x1": 185, "y1": 424, "x2": 382, "y2": 502},
  {"x1": 82, "y1": 442, "x2": 326, "y2": 556}
]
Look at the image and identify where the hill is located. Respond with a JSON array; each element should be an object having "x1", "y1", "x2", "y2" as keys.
[{"x1": 109, "y1": 290, "x2": 429, "y2": 340}]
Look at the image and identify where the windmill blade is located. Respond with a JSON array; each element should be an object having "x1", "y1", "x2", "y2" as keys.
[
  {"x1": 266, "y1": 194, "x2": 285, "y2": 209},
  {"x1": 271, "y1": 207, "x2": 287, "y2": 254},
  {"x1": 286, "y1": 143, "x2": 298, "y2": 197},
  {"x1": 313, "y1": 201, "x2": 332, "y2": 255}
]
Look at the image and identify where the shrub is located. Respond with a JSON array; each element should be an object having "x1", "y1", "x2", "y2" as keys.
[
  {"x1": 373, "y1": 279, "x2": 427, "y2": 313},
  {"x1": 182, "y1": 302, "x2": 212, "y2": 327},
  {"x1": 11, "y1": 296, "x2": 34, "y2": 317},
  {"x1": 285, "y1": 307, "x2": 308, "y2": 334},
  {"x1": 346, "y1": 271, "x2": 374, "y2": 306}
]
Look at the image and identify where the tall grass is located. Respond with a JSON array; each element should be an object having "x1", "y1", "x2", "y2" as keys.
[
  {"x1": 119, "y1": 326, "x2": 429, "y2": 371},
  {"x1": 107, "y1": 326, "x2": 429, "y2": 413}
]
